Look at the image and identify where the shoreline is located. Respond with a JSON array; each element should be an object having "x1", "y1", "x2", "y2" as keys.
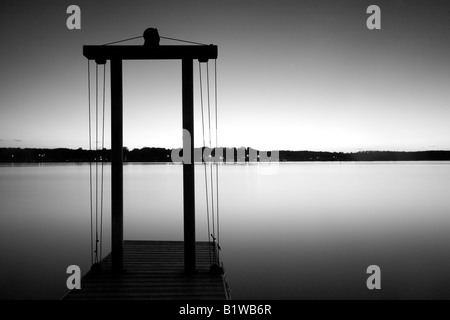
[{"x1": 2, "y1": 148, "x2": 450, "y2": 163}]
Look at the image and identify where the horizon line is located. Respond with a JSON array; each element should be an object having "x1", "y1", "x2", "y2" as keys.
[{"x1": 1, "y1": 146, "x2": 450, "y2": 153}]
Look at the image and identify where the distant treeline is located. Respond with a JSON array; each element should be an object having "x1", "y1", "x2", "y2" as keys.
[
  {"x1": 1, "y1": 147, "x2": 450, "y2": 163},
  {"x1": 279, "y1": 150, "x2": 450, "y2": 161}
]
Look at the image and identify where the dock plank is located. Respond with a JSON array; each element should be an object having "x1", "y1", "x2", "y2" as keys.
[{"x1": 63, "y1": 241, "x2": 230, "y2": 300}]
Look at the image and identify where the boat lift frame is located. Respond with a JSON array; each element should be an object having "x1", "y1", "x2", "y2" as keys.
[{"x1": 83, "y1": 41, "x2": 218, "y2": 274}]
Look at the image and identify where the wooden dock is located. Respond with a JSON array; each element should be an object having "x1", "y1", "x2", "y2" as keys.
[{"x1": 63, "y1": 241, "x2": 230, "y2": 300}]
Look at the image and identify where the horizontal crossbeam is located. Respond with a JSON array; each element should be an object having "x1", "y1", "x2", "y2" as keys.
[{"x1": 83, "y1": 45, "x2": 218, "y2": 62}]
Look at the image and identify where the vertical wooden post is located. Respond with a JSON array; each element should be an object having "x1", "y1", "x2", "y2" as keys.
[
  {"x1": 182, "y1": 58, "x2": 196, "y2": 274},
  {"x1": 111, "y1": 59, "x2": 123, "y2": 273}
]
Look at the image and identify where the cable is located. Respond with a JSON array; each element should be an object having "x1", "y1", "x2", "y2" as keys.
[
  {"x1": 88, "y1": 60, "x2": 93, "y2": 267},
  {"x1": 199, "y1": 63, "x2": 206, "y2": 147},
  {"x1": 214, "y1": 59, "x2": 220, "y2": 250},
  {"x1": 210, "y1": 163, "x2": 216, "y2": 263},
  {"x1": 100, "y1": 63, "x2": 106, "y2": 261},
  {"x1": 160, "y1": 36, "x2": 207, "y2": 46},
  {"x1": 102, "y1": 35, "x2": 143, "y2": 46},
  {"x1": 102, "y1": 34, "x2": 207, "y2": 46},
  {"x1": 204, "y1": 163, "x2": 212, "y2": 265},
  {"x1": 206, "y1": 63, "x2": 212, "y2": 149},
  {"x1": 215, "y1": 163, "x2": 220, "y2": 263},
  {"x1": 199, "y1": 62, "x2": 212, "y2": 265},
  {"x1": 214, "y1": 60, "x2": 218, "y2": 150},
  {"x1": 205, "y1": 62, "x2": 219, "y2": 266},
  {"x1": 95, "y1": 64, "x2": 99, "y2": 264}
]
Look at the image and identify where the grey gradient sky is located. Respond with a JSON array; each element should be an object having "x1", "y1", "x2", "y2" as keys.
[{"x1": 1, "y1": 0, "x2": 450, "y2": 151}]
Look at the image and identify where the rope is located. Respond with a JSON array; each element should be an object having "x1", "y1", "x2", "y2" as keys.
[
  {"x1": 204, "y1": 160, "x2": 212, "y2": 265},
  {"x1": 214, "y1": 60, "x2": 218, "y2": 151},
  {"x1": 214, "y1": 59, "x2": 221, "y2": 262},
  {"x1": 102, "y1": 35, "x2": 143, "y2": 46},
  {"x1": 87, "y1": 61, "x2": 107, "y2": 267},
  {"x1": 206, "y1": 63, "x2": 212, "y2": 149},
  {"x1": 215, "y1": 163, "x2": 220, "y2": 262},
  {"x1": 199, "y1": 62, "x2": 212, "y2": 265},
  {"x1": 102, "y1": 35, "x2": 208, "y2": 46},
  {"x1": 199, "y1": 64, "x2": 206, "y2": 150},
  {"x1": 210, "y1": 164, "x2": 216, "y2": 263},
  {"x1": 88, "y1": 60, "x2": 93, "y2": 267},
  {"x1": 160, "y1": 36, "x2": 207, "y2": 46},
  {"x1": 198, "y1": 60, "x2": 222, "y2": 267},
  {"x1": 100, "y1": 63, "x2": 106, "y2": 261},
  {"x1": 95, "y1": 64, "x2": 99, "y2": 264},
  {"x1": 206, "y1": 63, "x2": 216, "y2": 250}
]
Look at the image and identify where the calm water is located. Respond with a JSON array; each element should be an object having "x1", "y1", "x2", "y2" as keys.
[{"x1": 1, "y1": 162, "x2": 450, "y2": 299}]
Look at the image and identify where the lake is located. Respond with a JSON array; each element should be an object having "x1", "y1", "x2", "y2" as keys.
[{"x1": 1, "y1": 162, "x2": 450, "y2": 299}]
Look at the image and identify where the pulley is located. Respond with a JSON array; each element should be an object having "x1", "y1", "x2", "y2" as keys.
[{"x1": 143, "y1": 27, "x2": 160, "y2": 48}]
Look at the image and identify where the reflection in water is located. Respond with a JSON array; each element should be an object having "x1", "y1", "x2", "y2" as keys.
[{"x1": 0, "y1": 162, "x2": 450, "y2": 299}]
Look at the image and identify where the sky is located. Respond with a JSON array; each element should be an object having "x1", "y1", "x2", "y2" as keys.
[{"x1": 1, "y1": 0, "x2": 450, "y2": 152}]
